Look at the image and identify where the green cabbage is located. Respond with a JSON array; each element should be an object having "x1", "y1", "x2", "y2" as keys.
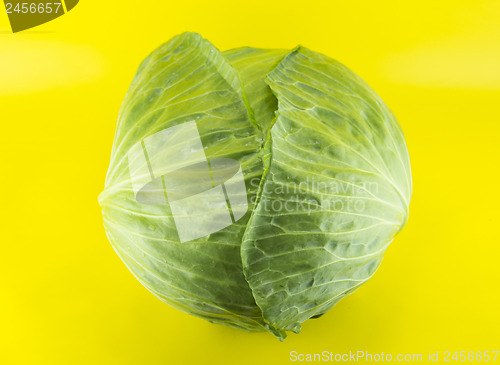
[{"x1": 98, "y1": 32, "x2": 412, "y2": 340}]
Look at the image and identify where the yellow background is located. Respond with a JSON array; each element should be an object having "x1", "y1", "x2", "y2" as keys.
[{"x1": 1, "y1": 1, "x2": 499, "y2": 364}]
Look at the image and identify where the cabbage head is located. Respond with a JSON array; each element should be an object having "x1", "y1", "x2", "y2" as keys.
[{"x1": 98, "y1": 32, "x2": 412, "y2": 340}]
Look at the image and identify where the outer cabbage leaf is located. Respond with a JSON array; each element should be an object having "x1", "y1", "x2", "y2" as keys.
[
  {"x1": 99, "y1": 32, "x2": 269, "y2": 331},
  {"x1": 241, "y1": 47, "x2": 412, "y2": 333}
]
